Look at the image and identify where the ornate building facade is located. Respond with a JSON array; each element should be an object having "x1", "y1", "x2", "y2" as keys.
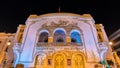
[
  {"x1": 0, "y1": 13, "x2": 118, "y2": 68},
  {"x1": 12, "y1": 13, "x2": 116, "y2": 68},
  {"x1": 0, "y1": 33, "x2": 15, "y2": 68}
]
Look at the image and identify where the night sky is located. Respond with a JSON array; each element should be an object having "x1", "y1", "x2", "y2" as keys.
[{"x1": 0, "y1": 0, "x2": 120, "y2": 36}]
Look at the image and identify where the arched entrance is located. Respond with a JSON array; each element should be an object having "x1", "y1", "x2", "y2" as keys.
[
  {"x1": 34, "y1": 52, "x2": 85, "y2": 68},
  {"x1": 54, "y1": 54, "x2": 65, "y2": 68},
  {"x1": 72, "y1": 54, "x2": 84, "y2": 68},
  {"x1": 34, "y1": 54, "x2": 46, "y2": 68}
]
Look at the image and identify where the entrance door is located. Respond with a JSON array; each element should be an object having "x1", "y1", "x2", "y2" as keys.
[
  {"x1": 73, "y1": 54, "x2": 84, "y2": 68},
  {"x1": 35, "y1": 55, "x2": 45, "y2": 68},
  {"x1": 54, "y1": 54, "x2": 64, "y2": 68}
]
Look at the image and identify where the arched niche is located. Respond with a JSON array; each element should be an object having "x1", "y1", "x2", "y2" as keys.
[
  {"x1": 53, "y1": 28, "x2": 66, "y2": 42},
  {"x1": 72, "y1": 54, "x2": 85, "y2": 68},
  {"x1": 34, "y1": 53, "x2": 46, "y2": 68},
  {"x1": 54, "y1": 54, "x2": 65, "y2": 68},
  {"x1": 70, "y1": 30, "x2": 82, "y2": 43},
  {"x1": 38, "y1": 30, "x2": 49, "y2": 42}
]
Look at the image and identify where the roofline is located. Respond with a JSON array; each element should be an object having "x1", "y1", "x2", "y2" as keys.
[{"x1": 28, "y1": 12, "x2": 92, "y2": 19}]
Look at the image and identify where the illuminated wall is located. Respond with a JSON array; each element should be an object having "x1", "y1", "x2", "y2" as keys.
[
  {"x1": 12, "y1": 13, "x2": 115, "y2": 68},
  {"x1": 0, "y1": 33, "x2": 15, "y2": 67}
]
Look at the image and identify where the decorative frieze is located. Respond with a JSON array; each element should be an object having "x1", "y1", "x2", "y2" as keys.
[{"x1": 36, "y1": 43, "x2": 84, "y2": 52}]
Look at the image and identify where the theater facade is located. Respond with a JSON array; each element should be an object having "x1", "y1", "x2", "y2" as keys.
[{"x1": 0, "y1": 13, "x2": 117, "y2": 68}]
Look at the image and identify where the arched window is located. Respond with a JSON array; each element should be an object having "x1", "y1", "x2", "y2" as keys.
[
  {"x1": 70, "y1": 31, "x2": 81, "y2": 43},
  {"x1": 54, "y1": 30, "x2": 66, "y2": 42},
  {"x1": 38, "y1": 32, "x2": 48, "y2": 42}
]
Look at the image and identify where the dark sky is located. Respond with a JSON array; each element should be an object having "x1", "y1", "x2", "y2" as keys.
[{"x1": 0, "y1": 0, "x2": 120, "y2": 36}]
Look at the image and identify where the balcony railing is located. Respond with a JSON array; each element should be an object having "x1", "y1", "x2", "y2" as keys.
[
  {"x1": 36, "y1": 42, "x2": 84, "y2": 51},
  {"x1": 37, "y1": 42, "x2": 82, "y2": 47}
]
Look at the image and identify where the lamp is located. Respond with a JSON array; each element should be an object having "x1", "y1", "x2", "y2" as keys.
[
  {"x1": 109, "y1": 42, "x2": 113, "y2": 45},
  {"x1": 7, "y1": 41, "x2": 11, "y2": 46},
  {"x1": 5, "y1": 40, "x2": 11, "y2": 52}
]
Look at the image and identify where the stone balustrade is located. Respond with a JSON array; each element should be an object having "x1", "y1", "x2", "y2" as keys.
[
  {"x1": 36, "y1": 42, "x2": 84, "y2": 51},
  {"x1": 37, "y1": 42, "x2": 82, "y2": 46}
]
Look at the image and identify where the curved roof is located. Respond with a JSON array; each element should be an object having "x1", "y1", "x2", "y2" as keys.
[{"x1": 28, "y1": 12, "x2": 92, "y2": 19}]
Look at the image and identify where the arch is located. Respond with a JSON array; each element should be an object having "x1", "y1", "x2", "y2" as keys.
[
  {"x1": 39, "y1": 30, "x2": 49, "y2": 34},
  {"x1": 53, "y1": 28, "x2": 66, "y2": 42},
  {"x1": 53, "y1": 54, "x2": 65, "y2": 68},
  {"x1": 72, "y1": 54, "x2": 85, "y2": 68},
  {"x1": 38, "y1": 30, "x2": 49, "y2": 42},
  {"x1": 70, "y1": 30, "x2": 82, "y2": 43},
  {"x1": 53, "y1": 28, "x2": 66, "y2": 35},
  {"x1": 34, "y1": 53, "x2": 46, "y2": 68}
]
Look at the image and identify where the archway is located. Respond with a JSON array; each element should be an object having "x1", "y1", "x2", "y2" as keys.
[
  {"x1": 54, "y1": 54, "x2": 65, "y2": 68},
  {"x1": 34, "y1": 52, "x2": 85, "y2": 68},
  {"x1": 38, "y1": 32, "x2": 48, "y2": 42},
  {"x1": 54, "y1": 29, "x2": 66, "y2": 42},
  {"x1": 70, "y1": 30, "x2": 81, "y2": 43},
  {"x1": 72, "y1": 54, "x2": 84, "y2": 68},
  {"x1": 34, "y1": 54, "x2": 46, "y2": 68}
]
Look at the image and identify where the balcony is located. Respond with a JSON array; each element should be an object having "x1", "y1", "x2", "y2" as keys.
[
  {"x1": 36, "y1": 42, "x2": 84, "y2": 51},
  {"x1": 37, "y1": 42, "x2": 82, "y2": 46}
]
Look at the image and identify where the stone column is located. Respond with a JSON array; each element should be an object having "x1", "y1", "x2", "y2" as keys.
[
  {"x1": 48, "y1": 37, "x2": 53, "y2": 43},
  {"x1": 66, "y1": 35, "x2": 71, "y2": 42}
]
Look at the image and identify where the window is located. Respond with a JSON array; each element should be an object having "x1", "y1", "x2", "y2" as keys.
[
  {"x1": 97, "y1": 29, "x2": 102, "y2": 32},
  {"x1": 18, "y1": 34, "x2": 23, "y2": 43},
  {"x1": 5, "y1": 46, "x2": 8, "y2": 52},
  {"x1": 48, "y1": 59, "x2": 52, "y2": 65},
  {"x1": 70, "y1": 31, "x2": 81, "y2": 43},
  {"x1": 20, "y1": 29, "x2": 24, "y2": 32},
  {"x1": 98, "y1": 34, "x2": 103, "y2": 42},
  {"x1": 71, "y1": 38, "x2": 77, "y2": 42},
  {"x1": 54, "y1": 30, "x2": 66, "y2": 42},
  {"x1": 56, "y1": 38, "x2": 64, "y2": 42},
  {"x1": 67, "y1": 59, "x2": 71, "y2": 65},
  {"x1": 38, "y1": 32, "x2": 48, "y2": 42}
]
